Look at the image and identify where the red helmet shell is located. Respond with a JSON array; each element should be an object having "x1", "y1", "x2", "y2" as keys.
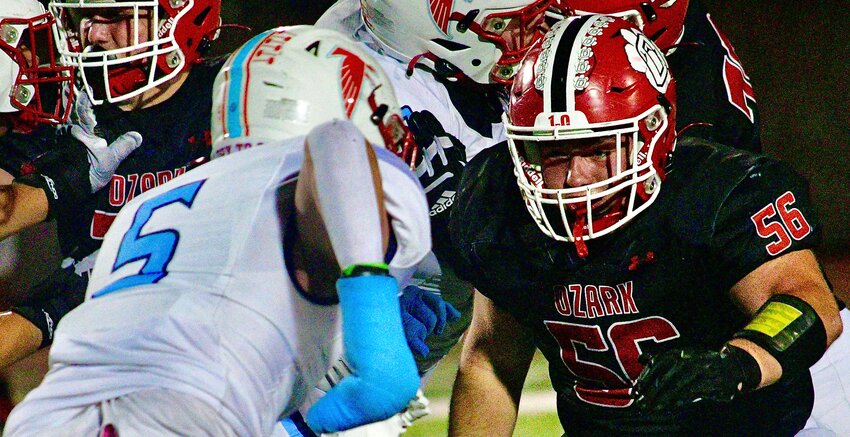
[{"x1": 552, "y1": 0, "x2": 689, "y2": 50}]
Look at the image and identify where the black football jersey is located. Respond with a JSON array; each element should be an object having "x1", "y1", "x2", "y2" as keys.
[
  {"x1": 404, "y1": 70, "x2": 507, "y2": 372},
  {"x1": 450, "y1": 138, "x2": 821, "y2": 435},
  {"x1": 671, "y1": 0, "x2": 761, "y2": 152},
  {"x1": 56, "y1": 56, "x2": 226, "y2": 262}
]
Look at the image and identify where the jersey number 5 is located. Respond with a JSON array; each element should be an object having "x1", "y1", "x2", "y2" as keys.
[{"x1": 92, "y1": 180, "x2": 207, "y2": 298}]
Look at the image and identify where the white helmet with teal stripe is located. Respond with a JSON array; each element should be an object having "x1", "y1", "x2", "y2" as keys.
[{"x1": 210, "y1": 25, "x2": 417, "y2": 164}]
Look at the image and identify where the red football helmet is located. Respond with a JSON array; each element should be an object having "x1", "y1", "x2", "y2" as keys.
[
  {"x1": 49, "y1": 0, "x2": 221, "y2": 104},
  {"x1": 506, "y1": 15, "x2": 676, "y2": 253},
  {"x1": 0, "y1": 0, "x2": 74, "y2": 124},
  {"x1": 549, "y1": 0, "x2": 689, "y2": 51}
]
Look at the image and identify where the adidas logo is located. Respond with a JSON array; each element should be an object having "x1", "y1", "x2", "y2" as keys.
[{"x1": 429, "y1": 190, "x2": 456, "y2": 216}]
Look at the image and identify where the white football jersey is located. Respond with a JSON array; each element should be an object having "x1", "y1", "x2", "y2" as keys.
[{"x1": 9, "y1": 133, "x2": 431, "y2": 437}]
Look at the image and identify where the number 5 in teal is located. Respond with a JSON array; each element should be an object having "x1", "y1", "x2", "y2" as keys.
[{"x1": 92, "y1": 180, "x2": 206, "y2": 298}]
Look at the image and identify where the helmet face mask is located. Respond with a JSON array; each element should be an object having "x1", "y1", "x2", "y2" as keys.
[
  {"x1": 211, "y1": 26, "x2": 417, "y2": 166},
  {"x1": 49, "y1": 0, "x2": 221, "y2": 105},
  {"x1": 506, "y1": 15, "x2": 676, "y2": 248},
  {"x1": 361, "y1": 0, "x2": 553, "y2": 85},
  {"x1": 0, "y1": 0, "x2": 74, "y2": 124}
]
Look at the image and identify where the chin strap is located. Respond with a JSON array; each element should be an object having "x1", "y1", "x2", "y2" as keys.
[
  {"x1": 572, "y1": 215, "x2": 589, "y2": 259},
  {"x1": 405, "y1": 52, "x2": 465, "y2": 82}
]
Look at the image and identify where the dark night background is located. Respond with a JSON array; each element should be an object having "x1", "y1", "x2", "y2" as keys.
[{"x1": 213, "y1": 0, "x2": 848, "y2": 253}]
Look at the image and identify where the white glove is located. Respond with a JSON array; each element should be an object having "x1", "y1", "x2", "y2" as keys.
[{"x1": 69, "y1": 90, "x2": 143, "y2": 193}]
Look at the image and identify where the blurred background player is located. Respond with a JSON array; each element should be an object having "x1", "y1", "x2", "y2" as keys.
[
  {"x1": 0, "y1": 0, "x2": 120, "y2": 427},
  {"x1": 0, "y1": 0, "x2": 73, "y2": 132},
  {"x1": 5, "y1": 25, "x2": 428, "y2": 437},
  {"x1": 548, "y1": 0, "x2": 761, "y2": 152},
  {"x1": 0, "y1": 0, "x2": 227, "y2": 374},
  {"x1": 448, "y1": 15, "x2": 840, "y2": 436}
]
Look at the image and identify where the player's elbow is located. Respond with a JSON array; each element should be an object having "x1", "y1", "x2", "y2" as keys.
[
  {"x1": 374, "y1": 359, "x2": 420, "y2": 409},
  {"x1": 825, "y1": 305, "x2": 843, "y2": 347}
]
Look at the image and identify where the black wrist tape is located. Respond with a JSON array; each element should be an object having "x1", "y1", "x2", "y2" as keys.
[
  {"x1": 12, "y1": 266, "x2": 87, "y2": 348},
  {"x1": 732, "y1": 294, "x2": 827, "y2": 379},
  {"x1": 721, "y1": 344, "x2": 762, "y2": 393},
  {"x1": 14, "y1": 145, "x2": 91, "y2": 222}
]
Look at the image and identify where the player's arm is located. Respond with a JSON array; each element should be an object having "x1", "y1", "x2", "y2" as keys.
[
  {"x1": 634, "y1": 158, "x2": 841, "y2": 410},
  {"x1": 0, "y1": 312, "x2": 42, "y2": 369},
  {"x1": 294, "y1": 119, "x2": 420, "y2": 433},
  {"x1": 0, "y1": 183, "x2": 48, "y2": 241},
  {"x1": 449, "y1": 289, "x2": 536, "y2": 437},
  {"x1": 726, "y1": 248, "x2": 842, "y2": 387}
]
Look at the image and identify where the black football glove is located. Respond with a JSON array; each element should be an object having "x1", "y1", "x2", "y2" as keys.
[
  {"x1": 12, "y1": 265, "x2": 88, "y2": 348},
  {"x1": 405, "y1": 109, "x2": 467, "y2": 256},
  {"x1": 405, "y1": 109, "x2": 467, "y2": 213},
  {"x1": 631, "y1": 345, "x2": 762, "y2": 412},
  {"x1": 15, "y1": 90, "x2": 141, "y2": 224}
]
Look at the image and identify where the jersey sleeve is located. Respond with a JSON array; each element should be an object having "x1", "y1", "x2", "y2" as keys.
[
  {"x1": 712, "y1": 158, "x2": 821, "y2": 283},
  {"x1": 672, "y1": 0, "x2": 761, "y2": 152},
  {"x1": 448, "y1": 144, "x2": 531, "y2": 313}
]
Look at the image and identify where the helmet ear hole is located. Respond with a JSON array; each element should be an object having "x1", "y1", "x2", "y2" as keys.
[{"x1": 644, "y1": 109, "x2": 662, "y2": 131}]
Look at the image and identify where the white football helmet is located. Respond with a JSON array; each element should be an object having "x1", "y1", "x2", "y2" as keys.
[
  {"x1": 211, "y1": 25, "x2": 417, "y2": 164},
  {"x1": 360, "y1": 0, "x2": 552, "y2": 85},
  {"x1": 49, "y1": 0, "x2": 222, "y2": 104},
  {"x1": 0, "y1": 0, "x2": 73, "y2": 123}
]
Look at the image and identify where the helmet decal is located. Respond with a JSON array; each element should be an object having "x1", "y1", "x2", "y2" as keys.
[
  {"x1": 332, "y1": 46, "x2": 378, "y2": 119},
  {"x1": 622, "y1": 27, "x2": 670, "y2": 93},
  {"x1": 544, "y1": 14, "x2": 604, "y2": 113},
  {"x1": 429, "y1": 0, "x2": 454, "y2": 35}
]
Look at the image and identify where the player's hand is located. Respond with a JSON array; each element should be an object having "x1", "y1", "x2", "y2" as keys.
[
  {"x1": 631, "y1": 345, "x2": 761, "y2": 411},
  {"x1": 400, "y1": 285, "x2": 461, "y2": 357},
  {"x1": 70, "y1": 126, "x2": 142, "y2": 193},
  {"x1": 405, "y1": 110, "x2": 467, "y2": 215},
  {"x1": 68, "y1": 90, "x2": 142, "y2": 192},
  {"x1": 306, "y1": 270, "x2": 419, "y2": 433},
  {"x1": 70, "y1": 88, "x2": 97, "y2": 134}
]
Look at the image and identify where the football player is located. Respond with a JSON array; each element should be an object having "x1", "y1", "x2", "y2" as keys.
[
  {"x1": 5, "y1": 25, "x2": 428, "y2": 437},
  {"x1": 552, "y1": 3, "x2": 850, "y2": 433},
  {"x1": 316, "y1": 0, "x2": 553, "y2": 374},
  {"x1": 549, "y1": 0, "x2": 761, "y2": 152},
  {"x1": 0, "y1": 0, "x2": 73, "y2": 131},
  {"x1": 0, "y1": 1, "x2": 138, "y2": 425},
  {"x1": 0, "y1": 0, "x2": 223, "y2": 369},
  {"x1": 286, "y1": 1, "x2": 552, "y2": 434},
  {"x1": 448, "y1": 15, "x2": 841, "y2": 435}
]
